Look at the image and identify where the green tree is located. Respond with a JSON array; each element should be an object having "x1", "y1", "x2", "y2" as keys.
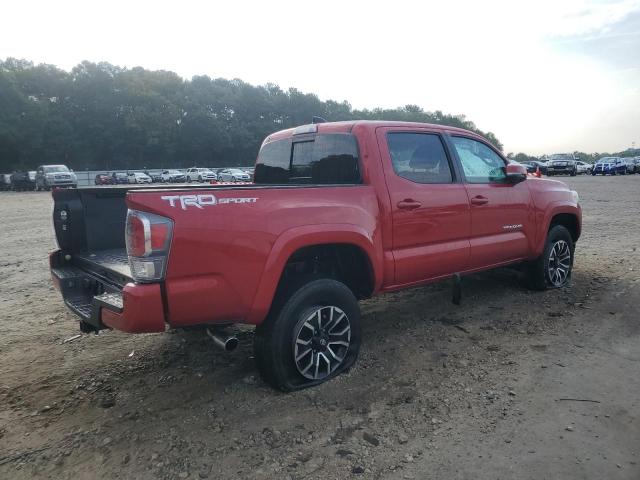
[{"x1": 0, "y1": 58, "x2": 506, "y2": 171}]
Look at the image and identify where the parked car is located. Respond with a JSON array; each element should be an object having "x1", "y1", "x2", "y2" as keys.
[
  {"x1": 527, "y1": 161, "x2": 547, "y2": 175},
  {"x1": 35, "y1": 165, "x2": 77, "y2": 190},
  {"x1": 631, "y1": 157, "x2": 640, "y2": 174},
  {"x1": 619, "y1": 158, "x2": 636, "y2": 174},
  {"x1": 217, "y1": 168, "x2": 251, "y2": 182},
  {"x1": 95, "y1": 174, "x2": 113, "y2": 185},
  {"x1": 0, "y1": 174, "x2": 12, "y2": 191},
  {"x1": 186, "y1": 167, "x2": 217, "y2": 182},
  {"x1": 144, "y1": 171, "x2": 163, "y2": 183},
  {"x1": 49, "y1": 120, "x2": 581, "y2": 391},
  {"x1": 575, "y1": 161, "x2": 593, "y2": 174},
  {"x1": 111, "y1": 172, "x2": 129, "y2": 184},
  {"x1": 520, "y1": 162, "x2": 537, "y2": 174},
  {"x1": 127, "y1": 172, "x2": 153, "y2": 184},
  {"x1": 10, "y1": 171, "x2": 37, "y2": 191},
  {"x1": 161, "y1": 169, "x2": 186, "y2": 183},
  {"x1": 547, "y1": 160, "x2": 577, "y2": 176},
  {"x1": 592, "y1": 157, "x2": 626, "y2": 175}
]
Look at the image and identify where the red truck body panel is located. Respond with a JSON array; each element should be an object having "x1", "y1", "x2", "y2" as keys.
[{"x1": 50, "y1": 121, "x2": 581, "y2": 333}]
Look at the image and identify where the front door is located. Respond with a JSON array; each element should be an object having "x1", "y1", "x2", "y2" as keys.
[
  {"x1": 377, "y1": 128, "x2": 471, "y2": 286},
  {"x1": 447, "y1": 135, "x2": 534, "y2": 270}
]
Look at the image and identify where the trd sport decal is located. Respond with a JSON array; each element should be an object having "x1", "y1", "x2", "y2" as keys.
[{"x1": 161, "y1": 194, "x2": 258, "y2": 210}]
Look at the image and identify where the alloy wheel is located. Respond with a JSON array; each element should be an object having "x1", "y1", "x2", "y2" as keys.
[
  {"x1": 293, "y1": 306, "x2": 351, "y2": 380},
  {"x1": 548, "y1": 240, "x2": 571, "y2": 286}
]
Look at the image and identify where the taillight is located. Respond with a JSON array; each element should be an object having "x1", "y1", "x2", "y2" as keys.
[{"x1": 125, "y1": 210, "x2": 173, "y2": 282}]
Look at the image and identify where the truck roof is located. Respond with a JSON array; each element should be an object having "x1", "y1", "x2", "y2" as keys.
[{"x1": 264, "y1": 120, "x2": 485, "y2": 143}]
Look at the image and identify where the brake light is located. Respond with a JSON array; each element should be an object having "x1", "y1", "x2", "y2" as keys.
[{"x1": 125, "y1": 210, "x2": 173, "y2": 282}]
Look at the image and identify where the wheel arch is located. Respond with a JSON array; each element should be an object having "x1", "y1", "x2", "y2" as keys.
[
  {"x1": 549, "y1": 212, "x2": 580, "y2": 242},
  {"x1": 247, "y1": 225, "x2": 382, "y2": 324}
]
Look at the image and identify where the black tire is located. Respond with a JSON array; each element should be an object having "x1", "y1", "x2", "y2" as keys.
[
  {"x1": 570, "y1": 170, "x2": 576, "y2": 176},
  {"x1": 526, "y1": 225, "x2": 574, "y2": 291},
  {"x1": 254, "y1": 278, "x2": 361, "y2": 392}
]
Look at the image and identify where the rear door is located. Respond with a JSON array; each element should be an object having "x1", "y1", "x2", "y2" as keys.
[
  {"x1": 447, "y1": 135, "x2": 534, "y2": 270},
  {"x1": 376, "y1": 127, "x2": 471, "y2": 285}
]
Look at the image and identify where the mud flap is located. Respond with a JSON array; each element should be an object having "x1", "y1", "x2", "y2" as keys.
[{"x1": 452, "y1": 273, "x2": 462, "y2": 305}]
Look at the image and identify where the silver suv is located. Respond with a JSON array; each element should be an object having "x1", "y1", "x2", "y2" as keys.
[
  {"x1": 185, "y1": 167, "x2": 217, "y2": 182},
  {"x1": 36, "y1": 165, "x2": 77, "y2": 190}
]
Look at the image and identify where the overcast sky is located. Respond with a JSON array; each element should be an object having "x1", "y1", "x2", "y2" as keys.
[{"x1": 2, "y1": 0, "x2": 639, "y2": 154}]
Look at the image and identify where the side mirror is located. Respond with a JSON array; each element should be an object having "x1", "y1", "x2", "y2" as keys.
[{"x1": 506, "y1": 163, "x2": 527, "y2": 184}]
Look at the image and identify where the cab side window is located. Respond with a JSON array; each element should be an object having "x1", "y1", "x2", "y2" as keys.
[
  {"x1": 450, "y1": 136, "x2": 506, "y2": 183},
  {"x1": 387, "y1": 133, "x2": 453, "y2": 184}
]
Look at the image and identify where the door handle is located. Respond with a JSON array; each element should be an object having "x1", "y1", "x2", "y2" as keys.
[
  {"x1": 470, "y1": 195, "x2": 489, "y2": 206},
  {"x1": 397, "y1": 199, "x2": 422, "y2": 210}
]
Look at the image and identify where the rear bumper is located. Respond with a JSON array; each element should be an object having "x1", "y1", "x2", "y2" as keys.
[{"x1": 50, "y1": 250, "x2": 165, "y2": 333}]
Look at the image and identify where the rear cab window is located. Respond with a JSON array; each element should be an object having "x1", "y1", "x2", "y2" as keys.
[{"x1": 254, "y1": 134, "x2": 361, "y2": 185}]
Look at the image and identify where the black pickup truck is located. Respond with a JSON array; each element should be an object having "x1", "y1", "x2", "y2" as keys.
[{"x1": 546, "y1": 154, "x2": 577, "y2": 176}]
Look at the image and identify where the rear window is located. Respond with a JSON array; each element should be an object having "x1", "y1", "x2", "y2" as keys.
[{"x1": 254, "y1": 134, "x2": 361, "y2": 184}]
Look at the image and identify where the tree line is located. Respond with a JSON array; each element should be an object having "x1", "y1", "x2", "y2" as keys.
[{"x1": 0, "y1": 58, "x2": 503, "y2": 172}]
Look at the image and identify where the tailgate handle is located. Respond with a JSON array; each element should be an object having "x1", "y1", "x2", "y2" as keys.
[{"x1": 397, "y1": 199, "x2": 422, "y2": 210}]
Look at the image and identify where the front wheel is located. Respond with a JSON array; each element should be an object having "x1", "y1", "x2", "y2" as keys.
[
  {"x1": 526, "y1": 225, "x2": 574, "y2": 290},
  {"x1": 254, "y1": 278, "x2": 361, "y2": 391}
]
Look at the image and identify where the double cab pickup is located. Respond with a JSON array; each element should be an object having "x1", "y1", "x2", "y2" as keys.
[{"x1": 50, "y1": 121, "x2": 581, "y2": 391}]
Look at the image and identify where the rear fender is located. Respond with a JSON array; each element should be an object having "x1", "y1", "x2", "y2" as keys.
[{"x1": 247, "y1": 224, "x2": 382, "y2": 324}]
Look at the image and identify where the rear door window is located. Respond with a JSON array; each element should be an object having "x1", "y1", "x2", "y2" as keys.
[
  {"x1": 386, "y1": 133, "x2": 453, "y2": 184},
  {"x1": 254, "y1": 134, "x2": 361, "y2": 184}
]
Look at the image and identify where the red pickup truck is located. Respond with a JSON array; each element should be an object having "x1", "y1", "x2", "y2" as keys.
[{"x1": 50, "y1": 121, "x2": 581, "y2": 391}]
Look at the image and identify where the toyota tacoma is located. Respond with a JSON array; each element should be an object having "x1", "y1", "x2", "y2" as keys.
[{"x1": 49, "y1": 121, "x2": 582, "y2": 391}]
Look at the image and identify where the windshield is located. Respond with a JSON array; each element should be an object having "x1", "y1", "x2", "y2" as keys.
[
  {"x1": 229, "y1": 169, "x2": 245, "y2": 174},
  {"x1": 549, "y1": 154, "x2": 573, "y2": 161},
  {"x1": 44, "y1": 165, "x2": 69, "y2": 173}
]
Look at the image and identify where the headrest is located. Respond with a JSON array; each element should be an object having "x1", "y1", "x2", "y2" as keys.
[{"x1": 409, "y1": 144, "x2": 442, "y2": 170}]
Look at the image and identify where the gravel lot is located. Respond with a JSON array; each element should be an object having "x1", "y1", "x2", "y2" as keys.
[{"x1": 1, "y1": 175, "x2": 639, "y2": 479}]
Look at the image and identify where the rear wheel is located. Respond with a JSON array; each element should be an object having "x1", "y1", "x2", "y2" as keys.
[
  {"x1": 526, "y1": 225, "x2": 574, "y2": 290},
  {"x1": 254, "y1": 278, "x2": 361, "y2": 391}
]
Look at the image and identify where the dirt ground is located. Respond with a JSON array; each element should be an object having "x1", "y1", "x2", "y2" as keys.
[{"x1": 1, "y1": 175, "x2": 639, "y2": 480}]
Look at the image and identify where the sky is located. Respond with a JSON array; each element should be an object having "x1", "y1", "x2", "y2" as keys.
[{"x1": 1, "y1": 0, "x2": 639, "y2": 154}]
